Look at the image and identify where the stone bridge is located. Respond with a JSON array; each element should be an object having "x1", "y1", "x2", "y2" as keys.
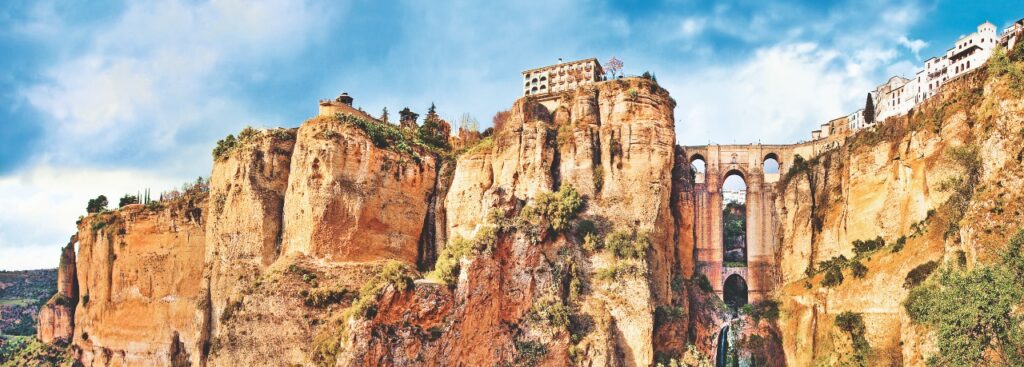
[{"x1": 684, "y1": 141, "x2": 838, "y2": 304}]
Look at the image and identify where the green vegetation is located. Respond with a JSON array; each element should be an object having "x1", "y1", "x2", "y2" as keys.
[
  {"x1": 301, "y1": 287, "x2": 352, "y2": 308},
  {"x1": 903, "y1": 231, "x2": 1024, "y2": 366},
  {"x1": 0, "y1": 336, "x2": 75, "y2": 366},
  {"x1": 603, "y1": 229, "x2": 651, "y2": 259},
  {"x1": 86, "y1": 195, "x2": 108, "y2": 213},
  {"x1": 739, "y1": 299, "x2": 780, "y2": 324},
  {"x1": 594, "y1": 262, "x2": 640, "y2": 282},
  {"x1": 519, "y1": 186, "x2": 584, "y2": 232},
  {"x1": 334, "y1": 113, "x2": 448, "y2": 162},
  {"x1": 346, "y1": 261, "x2": 414, "y2": 320},
  {"x1": 988, "y1": 43, "x2": 1024, "y2": 96},
  {"x1": 891, "y1": 235, "x2": 907, "y2": 252},
  {"x1": 937, "y1": 145, "x2": 981, "y2": 240},
  {"x1": 903, "y1": 260, "x2": 938, "y2": 289},
  {"x1": 694, "y1": 273, "x2": 713, "y2": 293},
  {"x1": 849, "y1": 260, "x2": 868, "y2": 279},
  {"x1": 654, "y1": 305, "x2": 684, "y2": 328},
  {"x1": 212, "y1": 126, "x2": 295, "y2": 161},
  {"x1": 834, "y1": 311, "x2": 870, "y2": 366},
  {"x1": 118, "y1": 194, "x2": 138, "y2": 207},
  {"x1": 852, "y1": 236, "x2": 885, "y2": 256},
  {"x1": 287, "y1": 264, "x2": 319, "y2": 287},
  {"x1": 429, "y1": 227, "x2": 496, "y2": 285},
  {"x1": 499, "y1": 340, "x2": 548, "y2": 367},
  {"x1": 0, "y1": 270, "x2": 57, "y2": 336},
  {"x1": 525, "y1": 296, "x2": 570, "y2": 329}
]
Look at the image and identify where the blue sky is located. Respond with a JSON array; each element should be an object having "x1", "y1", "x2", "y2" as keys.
[{"x1": 0, "y1": 0, "x2": 1020, "y2": 270}]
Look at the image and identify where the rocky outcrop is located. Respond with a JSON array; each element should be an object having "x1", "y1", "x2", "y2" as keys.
[
  {"x1": 773, "y1": 69, "x2": 1024, "y2": 366},
  {"x1": 73, "y1": 197, "x2": 207, "y2": 367},
  {"x1": 38, "y1": 239, "x2": 78, "y2": 343},
  {"x1": 281, "y1": 116, "x2": 439, "y2": 265}
]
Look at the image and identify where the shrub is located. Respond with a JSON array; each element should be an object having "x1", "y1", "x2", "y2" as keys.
[
  {"x1": 903, "y1": 260, "x2": 938, "y2": 289},
  {"x1": 118, "y1": 194, "x2": 138, "y2": 207},
  {"x1": 523, "y1": 186, "x2": 584, "y2": 232},
  {"x1": 903, "y1": 233, "x2": 1024, "y2": 366},
  {"x1": 654, "y1": 305, "x2": 684, "y2": 328},
  {"x1": 287, "y1": 264, "x2": 319, "y2": 287},
  {"x1": 86, "y1": 195, "x2": 108, "y2": 213},
  {"x1": 526, "y1": 296, "x2": 570, "y2": 328},
  {"x1": 595, "y1": 262, "x2": 640, "y2": 282},
  {"x1": 604, "y1": 229, "x2": 651, "y2": 259},
  {"x1": 212, "y1": 134, "x2": 238, "y2": 160},
  {"x1": 850, "y1": 260, "x2": 868, "y2": 279},
  {"x1": 302, "y1": 287, "x2": 352, "y2": 308},
  {"x1": 741, "y1": 300, "x2": 780, "y2": 324},
  {"x1": 346, "y1": 261, "x2": 414, "y2": 320},
  {"x1": 694, "y1": 273, "x2": 713, "y2": 293},
  {"x1": 821, "y1": 267, "x2": 844, "y2": 288},
  {"x1": 852, "y1": 236, "x2": 885, "y2": 256},
  {"x1": 834, "y1": 311, "x2": 866, "y2": 339},
  {"x1": 891, "y1": 236, "x2": 907, "y2": 252},
  {"x1": 429, "y1": 229, "x2": 494, "y2": 285}
]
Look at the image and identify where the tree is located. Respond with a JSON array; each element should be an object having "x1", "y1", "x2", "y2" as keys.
[
  {"x1": 427, "y1": 103, "x2": 437, "y2": 116},
  {"x1": 86, "y1": 195, "x2": 109, "y2": 213},
  {"x1": 457, "y1": 113, "x2": 479, "y2": 132},
  {"x1": 864, "y1": 93, "x2": 876, "y2": 125},
  {"x1": 380, "y1": 107, "x2": 389, "y2": 123},
  {"x1": 492, "y1": 110, "x2": 511, "y2": 133},
  {"x1": 605, "y1": 57, "x2": 623, "y2": 79},
  {"x1": 118, "y1": 194, "x2": 139, "y2": 207}
]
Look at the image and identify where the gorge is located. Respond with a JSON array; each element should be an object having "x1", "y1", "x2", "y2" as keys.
[{"x1": 19, "y1": 47, "x2": 1024, "y2": 367}]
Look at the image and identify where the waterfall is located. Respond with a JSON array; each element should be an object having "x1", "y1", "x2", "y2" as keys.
[{"x1": 715, "y1": 324, "x2": 730, "y2": 367}]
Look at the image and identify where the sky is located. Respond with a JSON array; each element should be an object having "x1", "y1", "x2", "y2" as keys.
[{"x1": 0, "y1": 0, "x2": 1021, "y2": 270}]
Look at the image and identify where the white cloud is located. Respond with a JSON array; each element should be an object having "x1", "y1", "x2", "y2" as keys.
[
  {"x1": 0, "y1": 165, "x2": 182, "y2": 270},
  {"x1": 678, "y1": 17, "x2": 707, "y2": 38},
  {"x1": 898, "y1": 36, "x2": 928, "y2": 59},
  {"x1": 665, "y1": 42, "x2": 878, "y2": 145},
  {"x1": 20, "y1": 0, "x2": 335, "y2": 165}
]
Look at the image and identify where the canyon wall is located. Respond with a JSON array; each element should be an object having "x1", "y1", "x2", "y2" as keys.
[{"x1": 774, "y1": 68, "x2": 1024, "y2": 366}]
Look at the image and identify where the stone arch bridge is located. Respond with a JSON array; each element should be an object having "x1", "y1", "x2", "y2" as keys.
[{"x1": 683, "y1": 141, "x2": 837, "y2": 304}]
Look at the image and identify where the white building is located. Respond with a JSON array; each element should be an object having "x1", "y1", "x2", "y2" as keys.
[
  {"x1": 723, "y1": 189, "x2": 746, "y2": 205},
  {"x1": 522, "y1": 58, "x2": 604, "y2": 97},
  {"x1": 848, "y1": 109, "x2": 866, "y2": 131},
  {"x1": 874, "y1": 76, "x2": 911, "y2": 122}
]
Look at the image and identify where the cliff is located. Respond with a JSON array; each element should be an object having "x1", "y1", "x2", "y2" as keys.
[
  {"x1": 774, "y1": 64, "x2": 1024, "y2": 366},
  {"x1": 35, "y1": 59, "x2": 1024, "y2": 367}
]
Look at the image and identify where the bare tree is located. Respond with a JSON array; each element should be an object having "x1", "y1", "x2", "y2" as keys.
[
  {"x1": 458, "y1": 113, "x2": 479, "y2": 132},
  {"x1": 605, "y1": 57, "x2": 623, "y2": 78}
]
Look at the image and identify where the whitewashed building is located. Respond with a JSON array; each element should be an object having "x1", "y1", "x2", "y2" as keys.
[{"x1": 848, "y1": 109, "x2": 866, "y2": 131}]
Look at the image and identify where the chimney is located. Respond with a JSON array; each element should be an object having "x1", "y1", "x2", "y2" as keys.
[{"x1": 336, "y1": 92, "x2": 353, "y2": 106}]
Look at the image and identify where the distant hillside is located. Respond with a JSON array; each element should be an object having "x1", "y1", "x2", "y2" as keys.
[{"x1": 0, "y1": 269, "x2": 57, "y2": 336}]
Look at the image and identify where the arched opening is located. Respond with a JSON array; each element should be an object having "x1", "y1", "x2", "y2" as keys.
[
  {"x1": 722, "y1": 171, "x2": 747, "y2": 267},
  {"x1": 690, "y1": 154, "x2": 706, "y2": 173},
  {"x1": 723, "y1": 274, "x2": 748, "y2": 309},
  {"x1": 763, "y1": 153, "x2": 780, "y2": 174},
  {"x1": 540, "y1": 76, "x2": 547, "y2": 82},
  {"x1": 531, "y1": 86, "x2": 538, "y2": 92},
  {"x1": 689, "y1": 154, "x2": 707, "y2": 183}
]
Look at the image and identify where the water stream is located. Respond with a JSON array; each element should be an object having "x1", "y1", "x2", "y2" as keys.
[{"x1": 715, "y1": 323, "x2": 730, "y2": 367}]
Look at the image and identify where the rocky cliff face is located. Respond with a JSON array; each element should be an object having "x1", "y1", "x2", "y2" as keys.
[
  {"x1": 774, "y1": 68, "x2": 1024, "y2": 366},
  {"x1": 40, "y1": 64, "x2": 1024, "y2": 367},
  {"x1": 72, "y1": 197, "x2": 207, "y2": 366},
  {"x1": 37, "y1": 239, "x2": 78, "y2": 343}
]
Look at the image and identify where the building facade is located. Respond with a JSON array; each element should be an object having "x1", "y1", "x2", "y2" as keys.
[{"x1": 522, "y1": 58, "x2": 604, "y2": 97}]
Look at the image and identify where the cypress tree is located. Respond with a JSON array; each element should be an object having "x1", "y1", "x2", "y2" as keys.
[{"x1": 864, "y1": 93, "x2": 876, "y2": 125}]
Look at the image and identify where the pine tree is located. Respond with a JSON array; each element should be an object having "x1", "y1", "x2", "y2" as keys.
[
  {"x1": 380, "y1": 107, "x2": 389, "y2": 123},
  {"x1": 864, "y1": 93, "x2": 876, "y2": 125}
]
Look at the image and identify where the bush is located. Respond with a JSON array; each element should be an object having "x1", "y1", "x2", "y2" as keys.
[
  {"x1": 741, "y1": 300, "x2": 780, "y2": 324},
  {"x1": 522, "y1": 186, "x2": 584, "y2": 232},
  {"x1": 891, "y1": 236, "x2": 907, "y2": 252},
  {"x1": 118, "y1": 194, "x2": 138, "y2": 207},
  {"x1": 347, "y1": 261, "x2": 414, "y2": 320},
  {"x1": 429, "y1": 229, "x2": 495, "y2": 285},
  {"x1": 852, "y1": 236, "x2": 885, "y2": 256},
  {"x1": 302, "y1": 287, "x2": 352, "y2": 308},
  {"x1": 903, "y1": 260, "x2": 938, "y2": 289},
  {"x1": 654, "y1": 305, "x2": 685, "y2": 328},
  {"x1": 834, "y1": 311, "x2": 866, "y2": 339},
  {"x1": 850, "y1": 260, "x2": 868, "y2": 279},
  {"x1": 903, "y1": 233, "x2": 1024, "y2": 366},
  {"x1": 694, "y1": 273, "x2": 713, "y2": 293},
  {"x1": 821, "y1": 267, "x2": 844, "y2": 288},
  {"x1": 86, "y1": 195, "x2": 108, "y2": 213},
  {"x1": 212, "y1": 134, "x2": 238, "y2": 160},
  {"x1": 594, "y1": 262, "x2": 640, "y2": 282},
  {"x1": 604, "y1": 229, "x2": 651, "y2": 259},
  {"x1": 526, "y1": 296, "x2": 570, "y2": 328}
]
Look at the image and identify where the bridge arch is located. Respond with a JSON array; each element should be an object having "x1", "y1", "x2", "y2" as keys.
[{"x1": 723, "y1": 274, "x2": 748, "y2": 309}]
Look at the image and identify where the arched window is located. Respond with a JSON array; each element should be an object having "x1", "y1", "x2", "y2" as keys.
[
  {"x1": 540, "y1": 76, "x2": 547, "y2": 82},
  {"x1": 722, "y1": 171, "x2": 747, "y2": 267},
  {"x1": 690, "y1": 155, "x2": 706, "y2": 174},
  {"x1": 763, "y1": 153, "x2": 780, "y2": 174},
  {"x1": 531, "y1": 86, "x2": 538, "y2": 92}
]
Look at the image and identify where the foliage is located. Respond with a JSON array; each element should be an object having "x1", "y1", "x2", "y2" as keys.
[
  {"x1": 212, "y1": 134, "x2": 238, "y2": 160},
  {"x1": 740, "y1": 299, "x2": 780, "y2": 324},
  {"x1": 0, "y1": 336, "x2": 76, "y2": 366},
  {"x1": 287, "y1": 264, "x2": 319, "y2": 287},
  {"x1": 891, "y1": 235, "x2": 907, "y2": 252},
  {"x1": 604, "y1": 229, "x2": 651, "y2": 259},
  {"x1": 345, "y1": 261, "x2": 414, "y2": 320},
  {"x1": 834, "y1": 311, "x2": 870, "y2": 366},
  {"x1": 118, "y1": 194, "x2": 138, "y2": 207},
  {"x1": 492, "y1": 109, "x2": 511, "y2": 133},
  {"x1": 903, "y1": 260, "x2": 939, "y2": 289},
  {"x1": 852, "y1": 236, "x2": 885, "y2": 256},
  {"x1": 334, "y1": 113, "x2": 449, "y2": 162},
  {"x1": 903, "y1": 231, "x2": 1024, "y2": 366},
  {"x1": 594, "y1": 262, "x2": 640, "y2": 282},
  {"x1": 301, "y1": 287, "x2": 352, "y2": 308},
  {"x1": 592, "y1": 166, "x2": 604, "y2": 192},
  {"x1": 989, "y1": 45, "x2": 1024, "y2": 96},
  {"x1": 864, "y1": 93, "x2": 876, "y2": 125},
  {"x1": 418, "y1": 113, "x2": 451, "y2": 150},
  {"x1": 506, "y1": 340, "x2": 548, "y2": 367},
  {"x1": 654, "y1": 305, "x2": 684, "y2": 328},
  {"x1": 526, "y1": 296, "x2": 570, "y2": 329},
  {"x1": 86, "y1": 195, "x2": 108, "y2": 213},
  {"x1": 694, "y1": 273, "x2": 713, "y2": 293},
  {"x1": 849, "y1": 260, "x2": 868, "y2": 279},
  {"x1": 0, "y1": 270, "x2": 57, "y2": 336},
  {"x1": 520, "y1": 186, "x2": 584, "y2": 232},
  {"x1": 818, "y1": 254, "x2": 848, "y2": 287},
  {"x1": 428, "y1": 227, "x2": 496, "y2": 285}
]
